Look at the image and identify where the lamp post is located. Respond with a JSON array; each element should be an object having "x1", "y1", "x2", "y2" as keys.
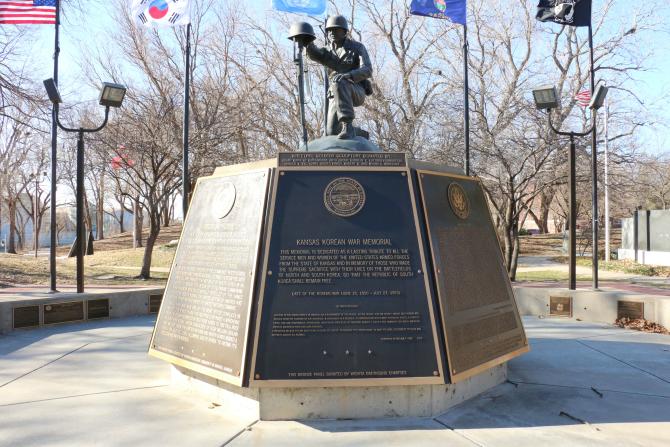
[
  {"x1": 43, "y1": 79, "x2": 127, "y2": 293},
  {"x1": 31, "y1": 171, "x2": 47, "y2": 258},
  {"x1": 532, "y1": 84, "x2": 608, "y2": 290}
]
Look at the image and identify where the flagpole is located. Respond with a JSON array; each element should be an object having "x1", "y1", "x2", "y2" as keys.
[
  {"x1": 604, "y1": 98, "x2": 610, "y2": 263},
  {"x1": 182, "y1": 22, "x2": 191, "y2": 220},
  {"x1": 588, "y1": 24, "x2": 599, "y2": 289},
  {"x1": 463, "y1": 23, "x2": 470, "y2": 176},
  {"x1": 49, "y1": 0, "x2": 60, "y2": 293}
]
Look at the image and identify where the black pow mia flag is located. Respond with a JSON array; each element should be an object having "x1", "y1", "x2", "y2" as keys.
[{"x1": 536, "y1": 0, "x2": 592, "y2": 27}]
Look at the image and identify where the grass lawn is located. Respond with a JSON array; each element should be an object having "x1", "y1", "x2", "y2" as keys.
[
  {"x1": 515, "y1": 270, "x2": 593, "y2": 282},
  {"x1": 552, "y1": 256, "x2": 670, "y2": 277},
  {"x1": 0, "y1": 245, "x2": 176, "y2": 287}
]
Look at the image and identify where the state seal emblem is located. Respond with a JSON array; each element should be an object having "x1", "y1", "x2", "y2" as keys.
[
  {"x1": 448, "y1": 183, "x2": 469, "y2": 220},
  {"x1": 324, "y1": 177, "x2": 366, "y2": 217}
]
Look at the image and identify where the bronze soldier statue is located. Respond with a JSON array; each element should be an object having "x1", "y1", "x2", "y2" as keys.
[{"x1": 306, "y1": 15, "x2": 373, "y2": 139}]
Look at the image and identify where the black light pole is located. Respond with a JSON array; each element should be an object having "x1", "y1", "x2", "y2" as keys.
[
  {"x1": 533, "y1": 84, "x2": 608, "y2": 291},
  {"x1": 547, "y1": 115, "x2": 596, "y2": 291},
  {"x1": 588, "y1": 24, "x2": 599, "y2": 290},
  {"x1": 43, "y1": 79, "x2": 127, "y2": 293},
  {"x1": 49, "y1": 0, "x2": 61, "y2": 292}
]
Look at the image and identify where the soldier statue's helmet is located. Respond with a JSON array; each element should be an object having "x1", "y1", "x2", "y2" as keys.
[
  {"x1": 288, "y1": 22, "x2": 316, "y2": 45},
  {"x1": 325, "y1": 15, "x2": 349, "y2": 32}
]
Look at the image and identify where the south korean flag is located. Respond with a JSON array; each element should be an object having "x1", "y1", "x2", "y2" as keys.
[{"x1": 132, "y1": 0, "x2": 191, "y2": 28}]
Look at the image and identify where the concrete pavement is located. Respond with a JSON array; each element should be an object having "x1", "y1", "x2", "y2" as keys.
[{"x1": 1, "y1": 316, "x2": 669, "y2": 446}]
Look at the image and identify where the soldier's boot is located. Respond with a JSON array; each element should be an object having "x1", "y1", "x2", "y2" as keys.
[{"x1": 337, "y1": 119, "x2": 356, "y2": 139}]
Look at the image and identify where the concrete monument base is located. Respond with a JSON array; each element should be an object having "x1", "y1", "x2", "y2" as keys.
[
  {"x1": 618, "y1": 248, "x2": 670, "y2": 267},
  {"x1": 171, "y1": 363, "x2": 507, "y2": 421}
]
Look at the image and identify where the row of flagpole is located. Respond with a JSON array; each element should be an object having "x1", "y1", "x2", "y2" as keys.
[
  {"x1": 40, "y1": 1, "x2": 193, "y2": 292},
  {"x1": 35, "y1": 0, "x2": 605, "y2": 291}
]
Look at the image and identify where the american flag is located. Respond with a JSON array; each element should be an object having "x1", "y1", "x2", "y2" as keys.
[
  {"x1": 575, "y1": 90, "x2": 591, "y2": 108},
  {"x1": 0, "y1": 0, "x2": 57, "y2": 25}
]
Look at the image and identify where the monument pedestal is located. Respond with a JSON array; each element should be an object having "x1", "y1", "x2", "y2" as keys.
[
  {"x1": 171, "y1": 363, "x2": 506, "y2": 420},
  {"x1": 150, "y1": 149, "x2": 527, "y2": 421}
]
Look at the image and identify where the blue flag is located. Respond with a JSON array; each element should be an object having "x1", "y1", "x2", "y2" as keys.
[
  {"x1": 410, "y1": 0, "x2": 466, "y2": 25},
  {"x1": 272, "y1": 0, "x2": 326, "y2": 15}
]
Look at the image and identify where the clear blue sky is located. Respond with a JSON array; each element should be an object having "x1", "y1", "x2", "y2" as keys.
[{"x1": 22, "y1": 0, "x2": 670, "y2": 153}]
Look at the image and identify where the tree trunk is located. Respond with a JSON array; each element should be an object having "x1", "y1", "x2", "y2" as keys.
[
  {"x1": 7, "y1": 199, "x2": 17, "y2": 254},
  {"x1": 509, "y1": 225, "x2": 520, "y2": 281},
  {"x1": 118, "y1": 205, "x2": 125, "y2": 233},
  {"x1": 503, "y1": 199, "x2": 514, "y2": 272},
  {"x1": 138, "y1": 211, "x2": 160, "y2": 279},
  {"x1": 162, "y1": 197, "x2": 170, "y2": 227},
  {"x1": 34, "y1": 215, "x2": 42, "y2": 252},
  {"x1": 133, "y1": 197, "x2": 143, "y2": 248}
]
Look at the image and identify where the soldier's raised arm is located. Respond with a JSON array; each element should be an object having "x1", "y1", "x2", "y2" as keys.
[{"x1": 306, "y1": 43, "x2": 340, "y2": 72}]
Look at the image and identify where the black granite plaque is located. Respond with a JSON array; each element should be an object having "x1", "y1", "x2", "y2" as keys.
[
  {"x1": 87, "y1": 299, "x2": 110, "y2": 319},
  {"x1": 278, "y1": 152, "x2": 406, "y2": 168},
  {"x1": 253, "y1": 170, "x2": 441, "y2": 384},
  {"x1": 150, "y1": 170, "x2": 270, "y2": 385},
  {"x1": 148, "y1": 294, "x2": 162, "y2": 314},
  {"x1": 418, "y1": 172, "x2": 527, "y2": 382},
  {"x1": 549, "y1": 296, "x2": 572, "y2": 318},
  {"x1": 617, "y1": 301, "x2": 644, "y2": 320},
  {"x1": 13, "y1": 306, "x2": 39, "y2": 329},
  {"x1": 43, "y1": 301, "x2": 84, "y2": 325}
]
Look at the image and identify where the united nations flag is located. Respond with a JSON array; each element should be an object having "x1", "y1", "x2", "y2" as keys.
[{"x1": 272, "y1": 0, "x2": 326, "y2": 15}]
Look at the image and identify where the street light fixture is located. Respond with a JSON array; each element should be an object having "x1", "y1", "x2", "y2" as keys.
[
  {"x1": 43, "y1": 78, "x2": 127, "y2": 293},
  {"x1": 532, "y1": 84, "x2": 608, "y2": 290},
  {"x1": 532, "y1": 86, "x2": 559, "y2": 110},
  {"x1": 589, "y1": 83, "x2": 608, "y2": 110},
  {"x1": 99, "y1": 83, "x2": 127, "y2": 108},
  {"x1": 44, "y1": 78, "x2": 62, "y2": 104}
]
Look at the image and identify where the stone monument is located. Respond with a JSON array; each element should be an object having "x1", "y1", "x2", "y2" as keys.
[{"x1": 148, "y1": 21, "x2": 528, "y2": 421}]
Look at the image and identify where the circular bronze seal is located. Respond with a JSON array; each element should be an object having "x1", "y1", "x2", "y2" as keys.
[
  {"x1": 448, "y1": 183, "x2": 470, "y2": 220},
  {"x1": 324, "y1": 177, "x2": 366, "y2": 217}
]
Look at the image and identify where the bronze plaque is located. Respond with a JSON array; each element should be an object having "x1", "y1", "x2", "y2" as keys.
[
  {"x1": 87, "y1": 299, "x2": 110, "y2": 319},
  {"x1": 279, "y1": 152, "x2": 406, "y2": 168},
  {"x1": 417, "y1": 171, "x2": 528, "y2": 383},
  {"x1": 148, "y1": 294, "x2": 163, "y2": 314},
  {"x1": 618, "y1": 301, "x2": 644, "y2": 320},
  {"x1": 447, "y1": 183, "x2": 470, "y2": 220},
  {"x1": 43, "y1": 301, "x2": 84, "y2": 325},
  {"x1": 149, "y1": 169, "x2": 271, "y2": 386},
  {"x1": 549, "y1": 296, "x2": 572, "y2": 318},
  {"x1": 13, "y1": 306, "x2": 40, "y2": 329},
  {"x1": 252, "y1": 169, "x2": 443, "y2": 386}
]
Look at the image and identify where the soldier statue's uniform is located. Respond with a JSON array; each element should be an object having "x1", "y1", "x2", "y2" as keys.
[{"x1": 306, "y1": 15, "x2": 373, "y2": 139}]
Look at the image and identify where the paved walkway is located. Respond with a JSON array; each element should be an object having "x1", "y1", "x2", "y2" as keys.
[{"x1": 1, "y1": 316, "x2": 669, "y2": 446}]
